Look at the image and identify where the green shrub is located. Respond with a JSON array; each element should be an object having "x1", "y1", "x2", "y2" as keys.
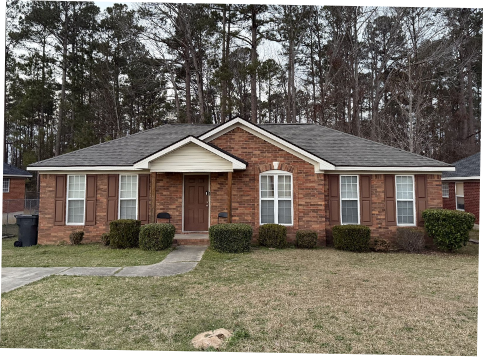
[
  {"x1": 69, "y1": 231, "x2": 84, "y2": 245},
  {"x1": 258, "y1": 224, "x2": 287, "y2": 248},
  {"x1": 422, "y1": 209, "x2": 475, "y2": 251},
  {"x1": 109, "y1": 219, "x2": 141, "y2": 249},
  {"x1": 101, "y1": 233, "x2": 110, "y2": 246},
  {"x1": 139, "y1": 223, "x2": 175, "y2": 251},
  {"x1": 396, "y1": 227, "x2": 425, "y2": 252},
  {"x1": 296, "y1": 230, "x2": 318, "y2": 249},
  {"x1": 333, "y1": 225, "x2": 371, "y2": 252},
  {"x1": 209, "y1": 223, "x2": 252, "y2": 253}
]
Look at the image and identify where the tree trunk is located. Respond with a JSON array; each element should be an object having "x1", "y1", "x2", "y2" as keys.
[
  {"x1": 352, "y1": 11, "x2": 360, "y2": 136},
  {"x1": 250, "y1": 7, "x2": 257, "y2": 123},
  {"x1": 184, "y1": 51, "x2": 192, "y2": 123},
  {"x1": 3, "y1": 55, "x2": 8, "y2": 163},
  {"x1": 55, "y1": 7, "x2": 69, "y2": 156},
  {"x1": 467, "y1": 60, "x2": 475, "y2": 148},
  {"x1": 220, "y1": 5, "x2": 227, "y2": 123}
]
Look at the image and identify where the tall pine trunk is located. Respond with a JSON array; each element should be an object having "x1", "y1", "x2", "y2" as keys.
[{"x1": 250, "y1": 7, "x2": 257, "y2": 123}]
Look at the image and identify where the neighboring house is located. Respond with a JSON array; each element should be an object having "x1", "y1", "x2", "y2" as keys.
[
  {"x1": 3, "y1": 162, "x2": 33, "y2": 214},
  {"x1": 442, "y1": 152, "x2": 480, "y2": 225},
  {"x1": 27, "y1": 118, "x2": 454, "y2": 245}
]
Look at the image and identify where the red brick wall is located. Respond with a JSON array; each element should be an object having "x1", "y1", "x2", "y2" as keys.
[
  {"x1": 442, "y1": 181, "x2": 479, "y2": 224},
  {"x1": 211, "y1": 127, "x2": 326, "y2": 244},
  {"x1": 38, "y1": 174, "x2": 110, "y2": 244},
  {"x1": 442, "y1": 182, "x2": 456, "y2": 210},
  {"x1": 325, "y1": 174, "x2": 443, "y2": 244},
  {"x1": 464, "y1": 181, "x2": 480, "y2": 224},
  {"x1": 3, "y1": 178, "x2": 27, "y2": 212},
  {"x1": 154, "y1": 173, "x2": 183, "y2": 230}
]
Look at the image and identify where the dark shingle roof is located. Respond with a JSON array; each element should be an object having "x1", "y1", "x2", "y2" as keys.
[
  {"x1": 261, "y1": 124, "x2": 450, "y2": 167},
  {"x1": 3, "y1": 163, "x2": 32, "y2": 177},
  {"x1": 28, "y1": 122, "x2": 450, "y2": 168},
  {"x1": 29, "y1": 125, "x2": 216, "y2": 167},
  {"x1": 442, "y1": 152, "x2": 480, "y2": 178}
]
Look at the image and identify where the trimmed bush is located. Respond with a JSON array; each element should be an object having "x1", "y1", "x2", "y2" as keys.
[
  {"x1": 69, "y1": 231, "x2": 84, "y2": 245},
  {"x1": 209, "y1": 223, "x2": 252, "y2": 253},
  {"x1": 422, "y1": 209, "x2": 475, "y2": 251},
  {"x1": 333, "y1": 225, "x2": 371, "y2": 252},
  {"x1": 109, "y1": 219, "x2": 141, "y2": 249},
  {"x1": 258, "y1": 224, "x2": 287, "y2": 248},
  {"x1": 101, "y1": 233, "x2": 110, "y2": 246},
  {"x1": 296, "y1": 230, "x2": 318, "y2": 249},
  {"x1": 139, "y1": 223, "x2": 176, "y2": 251},
  {"x1": 372, "y1": 238, "x2": 390, "y2": 252},
  {"x1": 396, "y1": 227, "x2": 425, "y2": 252}
]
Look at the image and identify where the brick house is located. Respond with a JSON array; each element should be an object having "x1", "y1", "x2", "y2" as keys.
[
  {"x1": 3, "y1": 163, "x2": 32, "y2": 214},
  {"x1": 27, "y1": 118, "x2": 454, "y2": 245},
  {"x1": 442, "y1": 152, "x2": 480, "y2": 225}
]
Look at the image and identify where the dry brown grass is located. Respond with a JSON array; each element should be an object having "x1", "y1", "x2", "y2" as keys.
[{"x1": 0, "y1": 247, "x2": 477, "y2": 354}]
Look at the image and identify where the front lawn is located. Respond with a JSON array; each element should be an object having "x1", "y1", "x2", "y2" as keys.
[
  {"x1": 1, "y1": 238, "x2": 172, "y2": 267},
  {"x1": 0, "y1": 247, "x2": 477, "y2": 354}
]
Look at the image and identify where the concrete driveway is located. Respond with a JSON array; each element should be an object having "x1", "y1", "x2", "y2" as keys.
[{"x1": 1, "y1": 245, "x2": 206, "y2": 294}]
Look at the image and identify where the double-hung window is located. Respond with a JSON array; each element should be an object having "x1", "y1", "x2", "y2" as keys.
[
  {"x1": 395, "y1": 175, "x2": 415, "y2": 225},
  {"x1": 66, "y1": 175, "x2": 86, "y2": 225},
  {"x1": 260, "y1": 171, "x2": 292, "y2": 225},
  {"x1": 340, "y1": 175, "x2": 359, "y2": 224},
  {"x1": 119, "y1": 175, "x2": 138, "y2": 219},
  {"x1": 3, "y1": 178, "x2": 10, "y2": 193},
  {"x1": 442, "y1": 182, "x2": 449, "y2": 198},
  {"x1": 455, "y1": 182, "x2": 464, "y2": 211}
]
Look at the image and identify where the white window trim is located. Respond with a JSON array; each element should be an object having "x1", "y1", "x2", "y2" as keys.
[
  {"x1": 259, "y1": 170, "x2": 293, "y2": 226},
  {"x1": 66, "y1": 174, "x2": 86, "y2": 226},
  {"x1": 455, "y1": 183, "x2": 465, "y2": 211},
  {"x1": 118, "y1": 174, "x2": 139, "y2": 220},
  {"x1": 442, "y1": 182, "x2": 449, "y2": 198},
  {"x1": 395, "y1": 175, "x2": 417, "y2": 227},
  {"x1": 340, "y1": 175, "x2": 360, "y2": 225},
  {"x1": 3, "y1": 178, "x2": 10, "y2": 193}
]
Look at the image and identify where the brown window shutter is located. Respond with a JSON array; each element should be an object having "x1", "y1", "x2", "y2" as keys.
[
  {"x1": 85, "y1": 175, "x2": 97, "y2": 226},
  {"x1": 360, "y1": 175, "x2": 372, "y2": 226},
  {"x1": 54, "y1": 175, "x2": 66, "y2": 226},
  {"x1": 384, "y1": 175, "x2": 397, "y2": 226},
  {"x1": 138, "y1": 174, "x2": 149, "y2": 224},
  {"x1": 415, "y1": 174, "x2": 427, "y2": 227},
  {"x1": 107, "y1": 175, "x2": 119, "y2": 223},
  {"x1": 328, "y1": 175, "x2": 340, "y2": 225}
]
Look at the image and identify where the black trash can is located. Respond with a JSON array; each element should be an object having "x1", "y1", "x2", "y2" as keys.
[{"x1": 15, "y1": 215, "x2": 39, "y2": 247}]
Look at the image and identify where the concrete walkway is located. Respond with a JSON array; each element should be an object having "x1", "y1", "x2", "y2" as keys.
[{"x1": 1, "y1": 245, "x2": 207, "y2": 293}]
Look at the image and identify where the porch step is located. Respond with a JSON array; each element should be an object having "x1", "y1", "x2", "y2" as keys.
[{"x1": 173, "y1": 234, "x2": 209, "y2": 246}]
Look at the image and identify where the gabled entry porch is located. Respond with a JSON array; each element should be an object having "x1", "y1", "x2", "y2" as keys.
[{"x1": 135, "y1": 136, "x2": 246, "y2": 233}]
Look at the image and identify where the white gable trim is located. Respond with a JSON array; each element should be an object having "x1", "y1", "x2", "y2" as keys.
[
  {"x1": 133, "y1": 136, "x2": 246, "y2": 170},
  {"x1": 441, "y1": 176, "x2": 480, "y2": 181},
  {"x1": 27, "y1": 166, "x2": 141, "y2": 172},
  {"x1": 335, "y1": 166, "x2": 455, "y2": 172},
  {"x1": 198, "y1": 118, "x2": 335, "y2": 171}
]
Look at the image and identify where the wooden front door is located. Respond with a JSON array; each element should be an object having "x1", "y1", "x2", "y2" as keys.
[{"x1": 184, "y1": 175, "x2": 209, "y2": 231}]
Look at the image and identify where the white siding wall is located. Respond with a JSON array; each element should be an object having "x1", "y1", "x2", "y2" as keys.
[{"x1": 149, "y1": 143, "x2": 233, "y2": 172}]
